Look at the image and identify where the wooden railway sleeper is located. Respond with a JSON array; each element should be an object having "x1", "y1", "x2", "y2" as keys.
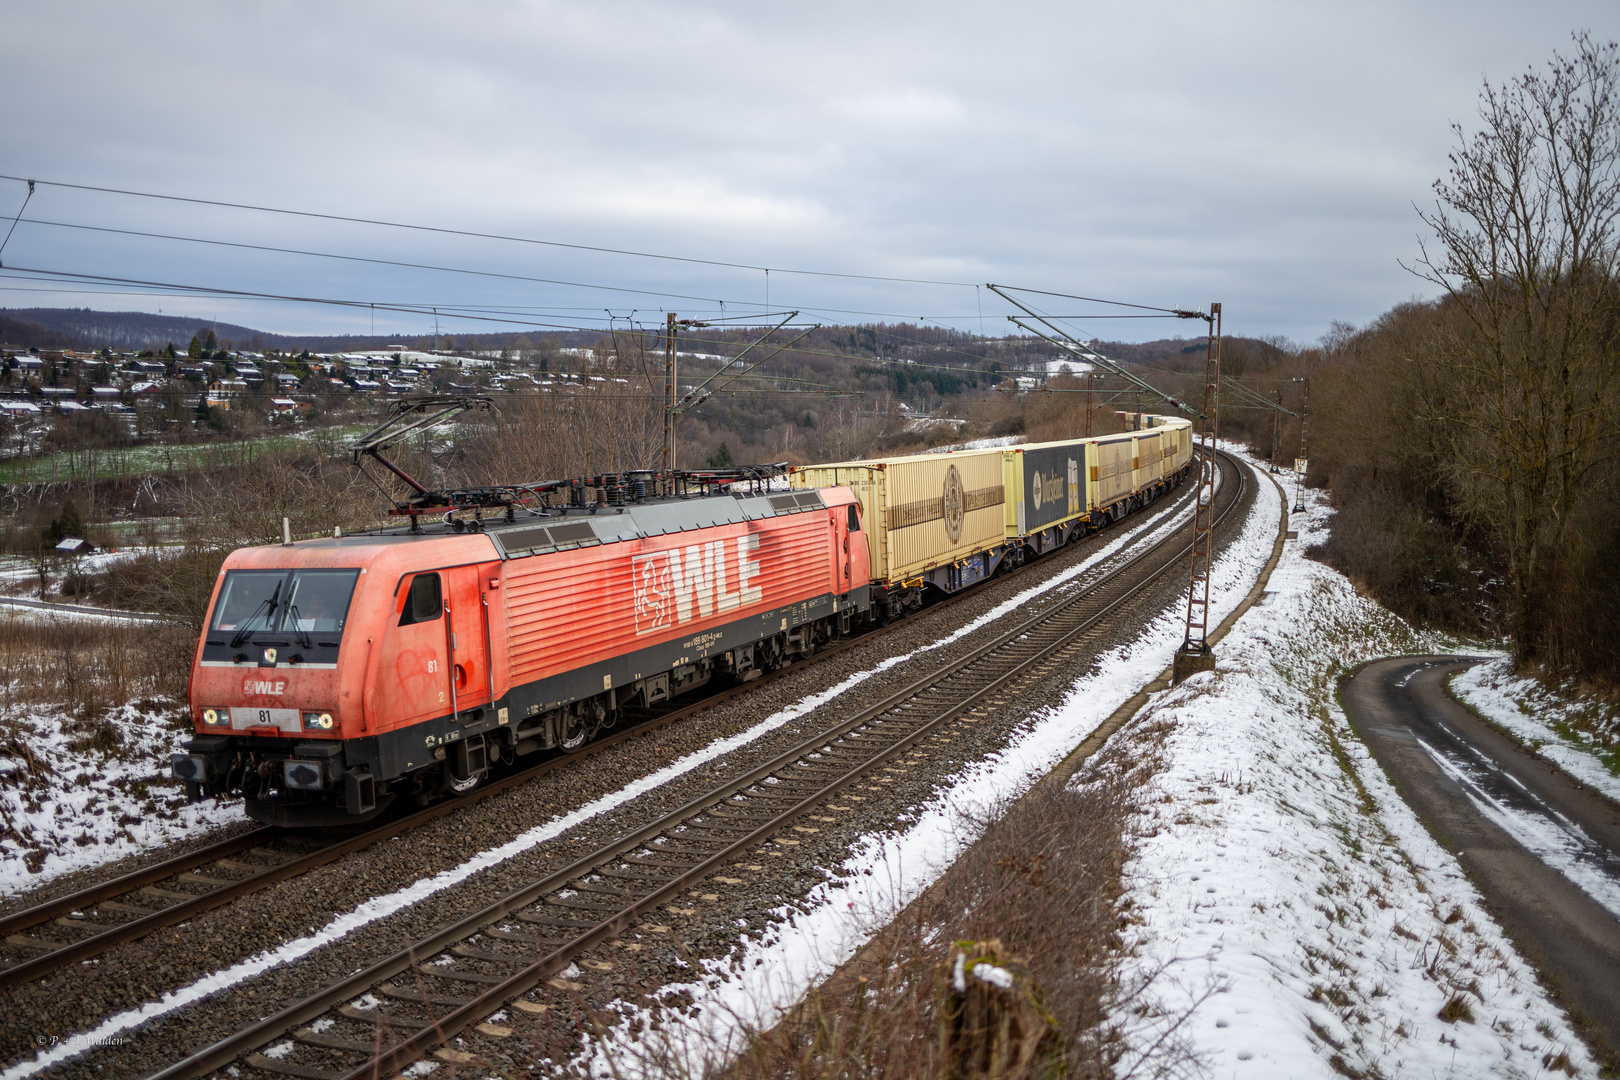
[
  {"x1": 641, "y1": 839, "x2": 731, "y2": 856},
  {"x1": 293, "y1": 1030, "x2": 379, "y2": 1053},
  {"x1": 514, "y1": 911, "x2": 597, "y2": 930},
  {"x1": 561, "y1": 880, "x2": 646, "y2": 901},
  {"x1": 338, "y1": 1003, "x2": 419, "y2": 1025},
  {"x1": 379, "y1": 981, "x2": 478, "y2": 1005},
  {"x1": 452, "y1": 944, "x2": 541, "y2": 964},
  {"x1": 536, "y1": 896, "x2": 628, "y2": 914},
  {"x1": 591, "y1": 865, "x2": 674, "y2": 885},
  {"x1": 482, "y1": 926, "x2": 560, "y2": 946},
  {"x1": 619, "y1": 853, "x2": 703, "y2": 870},
  {"x1": 140, "y1": 885, "x2": 199, "y2": 903},
  {"x1": 413, "y1": 963, "x2": 508, "y2": 985},
  {"x1": 244, "y1": 1051, "x2": 341, "y2": 1079}
]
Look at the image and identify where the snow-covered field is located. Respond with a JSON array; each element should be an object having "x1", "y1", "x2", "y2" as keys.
[{"x1": 1452, "y1": 659, "x2": 1620, "y2": 806}]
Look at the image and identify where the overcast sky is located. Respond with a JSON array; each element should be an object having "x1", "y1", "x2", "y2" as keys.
[{"x1": 2, "y1": 1, "x2": 1617, "y2": 346}]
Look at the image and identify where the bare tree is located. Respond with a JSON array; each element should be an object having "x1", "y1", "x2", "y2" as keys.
[{"x1": 1409, "y1": 32, "x2": 1620, "y2": 663}]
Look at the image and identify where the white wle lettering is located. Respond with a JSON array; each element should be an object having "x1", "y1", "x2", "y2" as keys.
[
  {"x1": 678, "y1": 543, "x2": 715, "y2": 620},
  {"x1": 713, "y1": 539, "x2": 740, "y2": 612},
  {"x1": 737, "y1": 534, "x2": 762, "y2": 606}
]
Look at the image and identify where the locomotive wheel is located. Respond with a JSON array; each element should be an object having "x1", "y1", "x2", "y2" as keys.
[
  {"x1": 448, "y1": 772, "x2": 481, "y2": 795},
  {"x1": 559, "y1": 712, "x2": 590, "y2": 753}
]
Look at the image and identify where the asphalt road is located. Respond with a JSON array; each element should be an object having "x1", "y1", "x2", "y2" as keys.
[{"x1": 1343, "y1": 656, "x2": 1620, "y2": 1061}]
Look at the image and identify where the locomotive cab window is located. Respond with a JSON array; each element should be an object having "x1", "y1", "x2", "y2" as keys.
[
  {"x1": 282, "y1": 570, "x2": 359, "y2": 635},
  {"x1": 210, "y1": 570, "x2": 286, "y2": 635},
  {"x1": 399, "y1": 573, "x2": 442, "y2": 626},
  {"x1": 206, "y1": 568, "x2": 360, "y2": 656},
  {"x1": 847, "y1": 505, "x2": 861, "y2": 532}
]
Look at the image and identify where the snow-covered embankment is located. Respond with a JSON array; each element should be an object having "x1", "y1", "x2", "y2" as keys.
[{"x1": 1108, "y1": 473, "x2": 1591, "y2": 1078}]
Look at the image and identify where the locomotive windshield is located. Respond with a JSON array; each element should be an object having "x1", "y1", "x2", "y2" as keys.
[{"x1": 210, "y1": 569, "x2": 361, "y2": 643}]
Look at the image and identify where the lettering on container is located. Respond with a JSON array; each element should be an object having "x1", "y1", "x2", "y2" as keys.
[
  {"x1": 633, "y1": 535, "x2": 762, "y2": 636},
  {"x1": 1030, "y1": 459, "x2": 1081, "y2": 516}
]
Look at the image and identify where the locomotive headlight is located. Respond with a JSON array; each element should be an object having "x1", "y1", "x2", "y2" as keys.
[
  {"x1": 202, "y1": 708, "x2": 227, "y2": 726},
  {"x1": 302, "y1": 711, "x2": 334, "y2": 730}
]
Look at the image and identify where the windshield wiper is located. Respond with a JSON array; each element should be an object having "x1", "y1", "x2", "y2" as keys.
[
  {"x1": 285, "y1": 603, "x2": 313, "y2": 649},
  {"x1": 229, "y1": 581, "x2": 283, "y2": 649}
]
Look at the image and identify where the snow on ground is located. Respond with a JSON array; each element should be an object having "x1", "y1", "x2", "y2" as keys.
[
  {"x1": 1, "y1": 478, "x2": 1210, "y2": 1080},
  {"x1": 0, "y1": 690, "x2": 244, "y2": 897},
  {"x1": 1106, "y1": 474, "x2": 1592, "y2": 1078},
  {"x1": 924, "y1": 433, "x2": 1025, "y2": 453},
  {"x1": 574, "y1": 455, "x2": 1281, "y2": 1076},
  {"x1": 0, "y1": 548, "x2": 140, "y2": 591},
  {"x1": 1452, "y1": 659, "x2": 1620, "y2": 806},
  {"x1": 583, "y1": 455, "x2": 1595, "y2": 1079},
  {"x1": 1416, "y1": 736, "x2": 1620, "y2": 921}
]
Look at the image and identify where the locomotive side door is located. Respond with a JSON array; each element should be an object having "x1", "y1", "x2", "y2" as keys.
[
  {"x1": 375, "y1": 571, "x2": 452, "y2": 728},
  {"x1": 442, "y1": 564, "x2": 494, "y2": 717}
]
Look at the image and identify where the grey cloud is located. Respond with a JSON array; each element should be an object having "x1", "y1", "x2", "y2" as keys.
[{"x1": 2, "y1": 0, "x2": 1616, "y2": 343}]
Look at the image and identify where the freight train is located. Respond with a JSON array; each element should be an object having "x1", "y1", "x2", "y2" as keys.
[{"x1": 173, "y1": 414, "x2": 1193, "y2": 825}]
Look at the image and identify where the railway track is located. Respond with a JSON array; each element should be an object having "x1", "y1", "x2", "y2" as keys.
[
  {"x1": 148, "y1": 450, "x2": 1242, "y2": 1080},
  {"x1": 0, "y1": 459, "x2": 1206, "y2": 994}
]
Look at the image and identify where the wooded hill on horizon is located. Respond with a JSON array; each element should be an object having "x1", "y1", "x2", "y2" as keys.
[{"x1": 0, "y1": 306, "x2": 1223, "y2": 369}]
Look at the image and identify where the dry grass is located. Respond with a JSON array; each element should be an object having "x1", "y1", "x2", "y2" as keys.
[{"x1": 0, "y1": 615, "x2": 192, "y2": 723}]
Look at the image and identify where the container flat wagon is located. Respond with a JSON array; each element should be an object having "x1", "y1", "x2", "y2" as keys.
[
  {"x1": 789, "y1": 448, "x2": 1009, "y2": 617},
  {"x1": 1090, "y1": 416, "x2": 1193, "y2": 522},
  {"x1": 1001, "y1": 438, "x2": 1090, "y2": 558}
]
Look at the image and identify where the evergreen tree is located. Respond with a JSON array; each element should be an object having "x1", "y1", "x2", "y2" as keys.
[{"x1": 58, "y1": 500, "x2": 84, "y2": 538}]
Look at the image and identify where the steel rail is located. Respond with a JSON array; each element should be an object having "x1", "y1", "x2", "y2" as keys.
[
  {"x1": 0, "y1": 461, "x2": 1204, "y2": 992},
  {"x1": 146, "y1": 451, "x2": 1240, "y2": 1080}
]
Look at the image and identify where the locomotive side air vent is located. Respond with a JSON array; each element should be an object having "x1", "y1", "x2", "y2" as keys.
[
  {"x1": 494, "y1": 525, "x2": 553, "y2": 556},
  {"x1": 547, "y1": 521, "x2": 598, "y2": 546},
  {"x1": 768, "y1": 495, "x2": 800, "y2": 513},
  {"x1": 793, "y1": 491, "x2": 824, "y2": 508}
]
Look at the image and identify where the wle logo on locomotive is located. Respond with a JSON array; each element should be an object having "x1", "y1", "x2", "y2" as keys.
[{"x1": 632, "y1": 534, "x2": 765, "y2": 635}]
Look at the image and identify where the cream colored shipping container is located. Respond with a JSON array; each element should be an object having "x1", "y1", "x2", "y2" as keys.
[
  {"x1": 1089, "y1": 433, "x2": 1137, "y2": 510},
  {"x1": 790, "y1": 449, "x2": 1006, "y2": 585}
]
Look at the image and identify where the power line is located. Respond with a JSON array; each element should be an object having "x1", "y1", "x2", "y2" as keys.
[
  {"x1": 0, "y1": 180, "x2": 33, "y2": 266},
  {"x1": 986, "y1": 282, "x2": 1196, "y2": 316},
  {"x1": 10, "y1": 215, "x2": 736, "y2": 307},
  {"x1": 0, "y1": 174, "x2": 979, "y2": 289}
]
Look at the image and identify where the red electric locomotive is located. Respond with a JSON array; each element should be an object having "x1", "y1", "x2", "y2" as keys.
[{"x1": 173, "y1": 479, "x2": 870, "y2": 825}]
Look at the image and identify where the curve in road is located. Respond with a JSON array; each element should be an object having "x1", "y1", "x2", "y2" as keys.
[{"x1": 1343, "y1": 655, "x2": 1620, "y2": 1065}]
